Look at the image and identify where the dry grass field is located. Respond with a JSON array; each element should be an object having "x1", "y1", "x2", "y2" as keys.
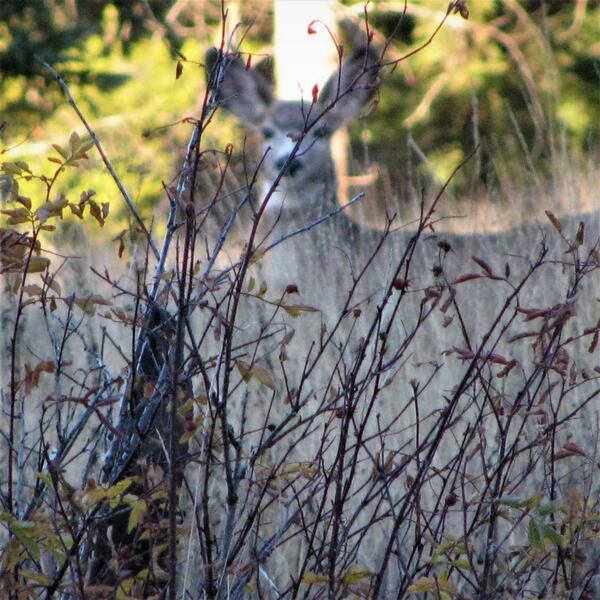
[{"x1": 1, "y1": 5, "x2": 599, "y2": 599}]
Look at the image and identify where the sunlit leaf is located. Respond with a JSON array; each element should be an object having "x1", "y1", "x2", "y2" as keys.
[
  {"x1": 301, "y1": 571, "x2": 329, "y2": 585},
  {"x1": 2, "y1": 162, "x2": 23, "y2": 175},
  {"x1": 69, "y1": 131, "x2": 81, "y2": 153},
  {"x1": 236, "y1": 360, "x2": 276, "y2": 390},
  {"x1": 342, "y1": 567, "x2": 374, "y2": 584},
  {"x1": 51, "y1": 144, "x2": 68, "y2": 159},
  {"x1": 281, "y1": 304, "x2": 319, "y2": 318},
  {"x1": 127, "y1": 500, "x2": 147, "y2": 534},
  {"x1": 26, "y1": 256, "x2": 51, "y2": 273},
  {"x1": 407, "y1": 576, "x2": 435, "y2": 594}
]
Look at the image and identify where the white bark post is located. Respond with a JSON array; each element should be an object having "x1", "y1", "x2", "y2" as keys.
[{"x1": 274, "y1": 0, "x2": 337, "y2": 100}]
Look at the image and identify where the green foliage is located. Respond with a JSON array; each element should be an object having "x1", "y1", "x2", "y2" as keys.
[
  {"x1": 1, "y1": 4, "x2": 201, "y2": 231},
  {"x1": 1, "y1": 0, "x2": 598, "y2": 226},
  {"x1": 0, "y1": 131, "x2": 109, "y2": 282},
  {"x1": 363, "y1": 0, "x2": 600, "y2": 185}
]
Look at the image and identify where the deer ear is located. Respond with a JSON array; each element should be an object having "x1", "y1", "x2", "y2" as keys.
[
  {"x1": 319, "y1": 45, "x2": 379, "y2": 131},
  {"x1": 206, "y1": 48, "x2": 274, "y2": 124}
]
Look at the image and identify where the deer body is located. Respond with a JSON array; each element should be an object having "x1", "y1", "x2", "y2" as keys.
[
  {"x1": 199, "y1": 46, "x2": 599, "y2": 593},
  {"x1": 205, "y1": 46, "x2": 599, "y2": 368}
]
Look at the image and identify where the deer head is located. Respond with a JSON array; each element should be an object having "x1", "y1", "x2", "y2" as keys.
[{"x1": 206, "y1": 44, "x2": 379, "y2": 223}]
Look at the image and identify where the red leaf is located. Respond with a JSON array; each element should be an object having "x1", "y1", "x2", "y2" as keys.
[
  {"x1": 487, "y1": 353, "x2": 510, "y2": 365},
  {"x1": 545, "y1": 210, "x2": 562, "y2": 233},
  {"x1": 576, "y1": 221, "x2": 585, "y2": 246},
  {"x1": 562, "y1": 442, "x2": 586, "y2": 457},
  {"x1": 588, "y1": 330, "x2": 598, "y2": 354},
  {"x1": 496, "y1": 360, "x2": 517, "y2": 378},
  {"x1": 307, "y1": 20, "x2": 318, "y2": 35},
  {"x1": 311, "y1": 83, "x2": 319, "y2": 103},
  {"x1": 451, "y1": 273, "x2": 482, "y2": 285},
  {"x1": 392, "y1": 277, "x2": 409, "y2": 291},
  {"x1": 472, "y1": 256, "x2": 494, "y2": 277}
]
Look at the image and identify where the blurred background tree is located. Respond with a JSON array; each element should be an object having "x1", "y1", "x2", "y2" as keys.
[{"x1": 1, "y1": 0, "x2": 598, "y2": 234}]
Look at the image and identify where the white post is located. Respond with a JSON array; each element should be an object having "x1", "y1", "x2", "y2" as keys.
[{"x1": 274, "y1": 0, "x2": 337, "y2": 100}]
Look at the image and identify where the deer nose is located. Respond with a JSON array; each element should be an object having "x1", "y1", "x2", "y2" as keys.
[{"x1": 275, "y1": 157, "x2": 303, "y2": 176}]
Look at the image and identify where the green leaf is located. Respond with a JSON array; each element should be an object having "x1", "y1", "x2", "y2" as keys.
[
  {"x1": 528, "y1": 518, "x2": 543, "y2": 550},
  {"x1": 10, "y1": 521, "x2": 41, "y2": 560},
  {"x1": 536, "y1": 501, "x2": 562, "y2": 517},
  {"x1": 2, "y1": 162, "x2": 23, "y2": 175},
  {"x1": 451, "y1": 558, "x2": 472, "y2": 570},
  {"x1": 541, "y1": 524, "x2": 567, "y2": 549},
  {"x1": 498, "y1": 495, "x2": 528, "y2": 508}
]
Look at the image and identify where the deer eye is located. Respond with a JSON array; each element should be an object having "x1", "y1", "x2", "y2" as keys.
[
  {"x1": 313, "y1": 124, "x2": 330, "y2": 139},
  {"x1": 261, "y1": 127, "x2": 275, "y2": 140}
]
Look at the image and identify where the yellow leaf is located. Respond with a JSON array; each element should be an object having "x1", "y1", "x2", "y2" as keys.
[
  {"x1": 78, "y1": 139, "x2": 95, "y2": 154},
  {"x1": 282, "y1": 304, "x2": 319, "y2": 318},
  {"x1": 249, "y1": 249, "x2": 266, "y2": 264},
  {"x1": 178, "y1": 398, "x2": 195, "y2": 416},
  {"x1": 87, "y1": 294, "x2": 112, "y2": 305},
  {"x1": 69, "y1": 131, "x2": 81, "y2": 153},
  {"x1": 236, "y1": 360, "x2": 276, "y2": 390},
  {"x1": 301, "y1": 571, "x2": 329, "y2": 585},
  {"x1": 15, "y1": 161, "x2": 31, "y2": 173},
  {"x1": 179, "y1": 429, "x2": 196, "y2": 445},
  {"x1": 19, "y1": 569, "x2": 51, "y2": 587},
  {"x1": 2, "y1": 207, "x2": 30, "y2": 222},
  {"x1": 51, "y1": 143, "x2": 69, "y2": 159},
  {"x1": 42, "y1": 274, "x2": 62, "y2": 295},
  {"x1": 23, "y1": 284, "x2": 44, "y2": 296},
  {"x1": 127, "y1": 500, "x2": 147, "y2": 533},
  {"x1": 407, "y1": 576, "x2": 435, "y2": 594},
  {"x1": 2, "y1": 162, "x2": 23, "y2": 175},
  {"x1": 26, "y1": 256, "x2": 51, "y2": 273},
  {"x1": 342, "y1": 567, "x2": 374, "y2": 584}
]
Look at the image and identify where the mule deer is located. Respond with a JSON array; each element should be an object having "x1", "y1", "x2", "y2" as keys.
[
  {"x1": 205, "y1": 43, "x2": 598, "y2": 360},
  {"x1": 188, "y1": 43, "x2": 600, "y2": 597}
]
